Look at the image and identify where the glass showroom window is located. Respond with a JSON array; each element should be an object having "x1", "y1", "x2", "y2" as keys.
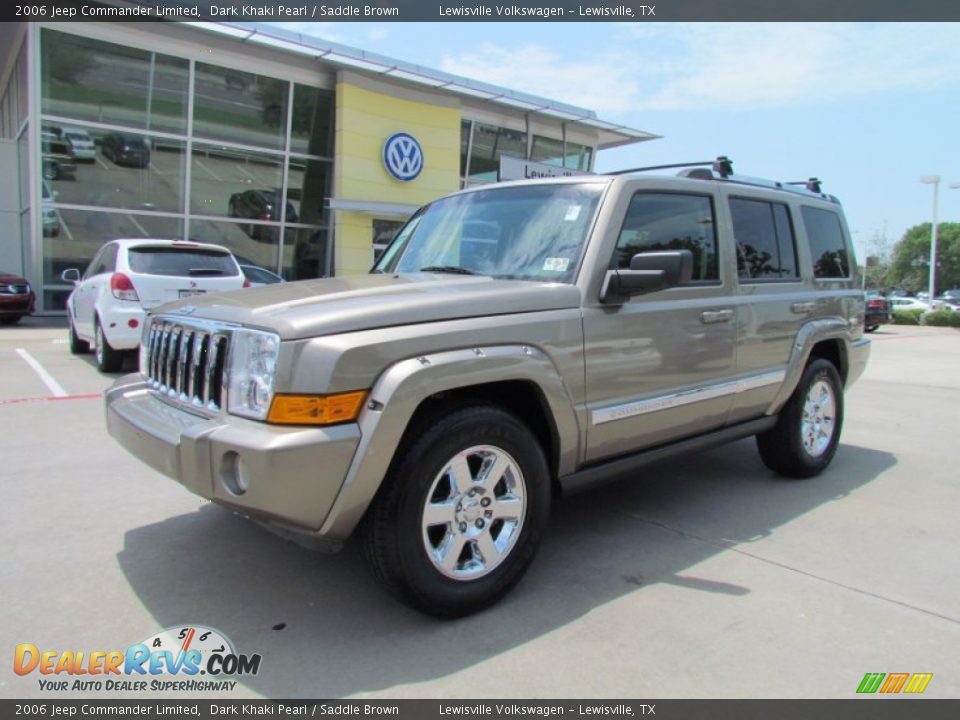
[
  {"x1": 43, "y1": 124, "x2": 185, "y2": 214},
  {"x1": 41, "y1": 30, "x2": 188, "y2": 134},
  {"x1": 193, "y1": 63, "x2": 289, "y2": 152},
  {"x1": 289, "y1": 84, "x2": 334, "y2": 158},
  {"x1": 191, "y1": 143, "x2": 284, "y2": 219},
  {"x1": 531, "y1": 135, "x2": 564, "y2": 167},
  {"x1": 283, "y1": 227, "x2": 330, "y2": 281},
  {"x1": 190, "y1": 219, "x2": 280, "y2": 277},
  {"x1": 43, "y1": 210, "x2": 182, "y2": 287},
  {"x1": 565, "y1": 141, "x2": 592, "y2": 171},
  {"x1": 467, "y1": 122, "x2": 527, "y2": 184}
]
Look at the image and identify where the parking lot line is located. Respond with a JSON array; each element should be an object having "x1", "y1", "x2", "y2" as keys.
[
  {"x1": 195, "y1": 159, "x2": 223, "y2": 181},
  {"x1": 15, "y1": 348, "x2": 68, "y2": 397},
  {"x1": 0, "y1": 393, "x2": 101, "y2": 406}
]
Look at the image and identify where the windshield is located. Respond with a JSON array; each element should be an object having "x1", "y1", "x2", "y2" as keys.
[{"x1": 374, "y1": 183, "x2": 605, "y2": 283}]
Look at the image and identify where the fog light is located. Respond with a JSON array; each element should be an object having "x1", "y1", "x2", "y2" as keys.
[{"x1": 219, "y1": 451, "x2": 248, "y2": 495}]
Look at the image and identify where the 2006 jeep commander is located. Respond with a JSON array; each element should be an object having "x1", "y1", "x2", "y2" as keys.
[{"x1": 106, "y1": 158, "x2": 869, "y2": 617}]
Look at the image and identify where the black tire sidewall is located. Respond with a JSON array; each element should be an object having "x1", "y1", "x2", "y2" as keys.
[
  {"x1": 386, "y1": 406, "x2": 550, "y2": 615},
  {"x1": 784, "y1": 359, "x2": 844, "y2": 475}
]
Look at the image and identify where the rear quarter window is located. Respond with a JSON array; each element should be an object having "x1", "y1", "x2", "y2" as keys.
[
  {"x1": 801, "y1": 206, "x2": 850, "y2": 279},
  {"x1": 127, "y1": 247, "x2": 239, "y2": 277}
]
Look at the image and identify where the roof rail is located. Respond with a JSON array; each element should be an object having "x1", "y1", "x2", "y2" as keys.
[{"x1": 607, "y1": 155, "x2": 836, "y2": 203}]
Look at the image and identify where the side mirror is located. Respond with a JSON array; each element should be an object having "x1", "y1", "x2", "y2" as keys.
[
  {"x1": 61, "y1": 268, "x2": 81, "y2": 283},
  {"x1": 600, "y1": 250, "x2": 694, "y2": 304}
]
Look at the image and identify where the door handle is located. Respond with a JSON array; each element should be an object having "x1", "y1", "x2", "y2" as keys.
[
  {"x1": 700, "y1": 309, "x2": 734, "y2": 324},
  {"x1": 791, "y1": 302, "x2": 816, "y2": 314}
]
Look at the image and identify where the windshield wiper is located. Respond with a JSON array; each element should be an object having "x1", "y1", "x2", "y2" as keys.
[{"x1": 419, "y1": 265, "x2": 482, "y2": 276}]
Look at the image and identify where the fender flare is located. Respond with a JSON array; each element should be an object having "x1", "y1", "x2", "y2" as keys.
[
  {"x1": 765, "y1": 318, "x2": 852, "y2": 415},
  {"x1": 317, "y1": 344, "x2": 579, "y2": 540}
]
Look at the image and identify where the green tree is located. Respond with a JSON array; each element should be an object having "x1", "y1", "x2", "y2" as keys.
[{"x1": 884, "y1": 222, "x2": 960, "y2": 294}]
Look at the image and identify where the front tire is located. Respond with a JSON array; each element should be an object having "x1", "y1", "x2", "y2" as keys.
[
  {"x1": 757, "y1": 359, "x2": 844, "y2": 478},
  {"x1": 94, "y1": 318, "x2": 124, "y2": 372},
  {"x1": 361, "y1": 405, "x2": 551, "y2": 618}
]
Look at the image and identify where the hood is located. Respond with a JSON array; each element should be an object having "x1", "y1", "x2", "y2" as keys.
[
  {"x1": 0, "y1": 272, "x2": 29, "y2": 284},
  {"x1": 152, "y1": 273, "x2": 582, "y2": 340}
]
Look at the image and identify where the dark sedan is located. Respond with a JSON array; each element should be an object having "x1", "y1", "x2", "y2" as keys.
[
  {"x1": 101, "y1": 132, "x2": 151, "y2": 168},
  {"x1": 0, "y1": 272, "x2": 35, "y2": 324},
  {"x1": 864, "y1": 293, "x2": 892, "y2": 332}
]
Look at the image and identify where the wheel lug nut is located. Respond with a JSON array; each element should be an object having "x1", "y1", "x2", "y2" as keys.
[
  {"x1": 475, "y1": 519, "x2": 485, "y2": 529},
  {"x1": 458, "y1": 522, "x2": 467, "y2": 532},
  {"x1": 484, "y1": 509, "x2": 492, "y2": 518},
  {"x1": 480, "y1": 497, "x2": 491, "y2": 507}
]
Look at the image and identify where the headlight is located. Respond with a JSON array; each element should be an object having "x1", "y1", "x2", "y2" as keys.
[{"x1": 227, "y1": 328, "x2": 281, "y2": 420}]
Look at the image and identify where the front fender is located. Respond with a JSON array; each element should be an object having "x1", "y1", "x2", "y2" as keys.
[{"x1": 317, "y1": 344, "x2": 580, "y2": 540}]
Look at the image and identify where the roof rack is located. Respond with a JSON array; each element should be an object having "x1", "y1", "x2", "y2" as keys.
[
  {"x1": 606, "y1": 156, "x2": 733, "y2": 178},
  {"x1": 607, "y1": 156, "x2": 836, "y2": 202}
]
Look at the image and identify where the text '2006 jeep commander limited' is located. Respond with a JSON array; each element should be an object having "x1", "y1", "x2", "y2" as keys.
[{"x1": 106, "y1": 158, "x2": 870, "y2": 617}]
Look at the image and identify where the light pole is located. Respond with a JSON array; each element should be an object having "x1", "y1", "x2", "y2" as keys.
[{"x1": 920, "y1": 176, "x2": 940, "y2": 304}]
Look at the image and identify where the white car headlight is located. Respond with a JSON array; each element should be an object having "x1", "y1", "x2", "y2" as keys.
[{"x1": 227, "y1": 328, "x2": 281, "y2": 420}]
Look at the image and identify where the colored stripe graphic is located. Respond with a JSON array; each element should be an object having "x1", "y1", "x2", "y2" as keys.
[
  {"x1": 857, "y1": 673, "x2": 885, "y2": 693},
  {"x1": 857, "y1": 672, "x2": 933, "y2": 694},
  {"x1": 904, "y1": 673, "x2": 933, "y2": 694},
  {"x1": 880, "y1": 673, "x2": 909, "y2": 693}
]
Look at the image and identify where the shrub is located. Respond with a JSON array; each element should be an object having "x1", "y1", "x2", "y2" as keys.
[
  {"x1": 893, "y1": 309, "x2": 925, "y2": 325},
  {"x1": 919, "y1": 310, "x2": 960, "y2": 327}
]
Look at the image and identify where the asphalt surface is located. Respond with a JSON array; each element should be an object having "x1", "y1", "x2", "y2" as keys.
[{"x1": 1, "y1": 319, "x2": 958, "y2": 699}]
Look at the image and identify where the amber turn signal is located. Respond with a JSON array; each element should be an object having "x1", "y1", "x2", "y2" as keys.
[{"x1": 267, "y1": 391, "x2": 368, "y2": 425}]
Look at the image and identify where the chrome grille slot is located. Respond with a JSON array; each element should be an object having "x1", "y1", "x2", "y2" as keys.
[{"x1": 141, "y1": 317, "x2": 231, "y2": 413}]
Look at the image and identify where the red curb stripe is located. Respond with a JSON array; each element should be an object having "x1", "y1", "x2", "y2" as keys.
[{"x1": 0, "y1": 393, "x2": 102, "y2": 406}]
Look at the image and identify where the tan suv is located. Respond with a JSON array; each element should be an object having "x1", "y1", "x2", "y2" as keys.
[{"x1": 106, "y1": 159, "x2": 870, "y2": 617}]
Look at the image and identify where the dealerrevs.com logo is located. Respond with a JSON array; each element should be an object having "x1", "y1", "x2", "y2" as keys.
[{"x1": 14, "y1": 625, "x2": 261, "y2": 693}]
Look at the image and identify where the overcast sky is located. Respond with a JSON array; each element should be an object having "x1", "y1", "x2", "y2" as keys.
[{"x1": 281, "y1": 21, "x2": 959, "y2": 261}]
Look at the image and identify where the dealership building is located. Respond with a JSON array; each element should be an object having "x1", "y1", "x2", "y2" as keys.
[{"x1": 0, "y1": 21, "x2": 655, "y2": 314}]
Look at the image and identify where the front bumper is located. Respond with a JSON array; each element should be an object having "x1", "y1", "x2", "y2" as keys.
[
  {"x1": 105, "y1": 375, "x2": 362, "y2": 536},
  {"x1": 0, "y1": 293, "x2": 35, "y2": 317}
]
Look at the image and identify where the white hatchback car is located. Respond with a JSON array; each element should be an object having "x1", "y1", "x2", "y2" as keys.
[
  {"x1": 63, "y1": 239, "x2": 247, "y2": 372},
  {"x1": 61, "y1": 126, "x2": 97, "y2": 162}
]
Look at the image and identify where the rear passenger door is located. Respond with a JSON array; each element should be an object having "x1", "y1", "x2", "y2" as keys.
[
  {"x1": 75, "y1": 243, "x2": 117, "y2": 338},
  {"x1": 724, "y1": 192, "x2": 808, "y2": 423},
  {"x1": 582, "y1": 190, "x2": 738, "y2": 462}
]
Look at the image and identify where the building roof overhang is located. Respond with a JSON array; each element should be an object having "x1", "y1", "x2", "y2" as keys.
[{"x1": 182, "y1": 20, "x2": 659, "y2": 150}]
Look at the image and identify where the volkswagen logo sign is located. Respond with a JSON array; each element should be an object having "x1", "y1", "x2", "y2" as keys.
[{"x1": 383, "y1": 132, "x2": 423, "y2": 182}]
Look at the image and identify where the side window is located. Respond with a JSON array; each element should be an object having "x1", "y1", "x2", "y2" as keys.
[
  {"x1": 85, "y1": 244, "x2": 116, "y2": 278},
  {"x1": 801, "y1": 206, "x2": 850, "y2": 278},
  {"x1": 730, "y1": 198, "x2": 798, "y2": 280},
  {"x1": 101, "y1": 244, "x2": 118, "y2": 274},
  {"x1": 612, "y1": 193, "x2": 718, "y2": 282},
  {"x1": 83, "y1": 248, "x2": 105, "y2": 280}
]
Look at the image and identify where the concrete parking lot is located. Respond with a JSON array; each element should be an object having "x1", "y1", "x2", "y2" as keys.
[{"x1": 1, "y1": 320, "x2": 958, "y2": 699}]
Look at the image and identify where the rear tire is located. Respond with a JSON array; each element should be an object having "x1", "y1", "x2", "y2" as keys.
[
  {"x1": 94, "y1": 318, "x2": 124, "y2": 372},
  {"x1": 757, "y1": 359, "x2": 844, "y2": 478},
  {"x1": 68, "y1": 317, "x2": 89, "y2": 354},
  {"x1": 0, "y1": 316, "x2": 21, "y2": 325},
  {"x1": 361, "y1": 404, "x2": 551, "y2": 618},
  {"x1": 865, "y1": 325, "x2": 878, "y2": 333}
]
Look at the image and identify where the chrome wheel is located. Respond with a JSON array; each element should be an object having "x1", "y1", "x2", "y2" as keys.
[
  {"x1": 801, "y1": 379, "x2": 836, "y2": 457},
  {"x1": 421, "y1": 444, "x2": 526, "y2": 580}
]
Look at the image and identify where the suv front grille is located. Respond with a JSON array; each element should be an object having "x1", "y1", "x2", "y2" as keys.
[{"x1": 143, "y1": 318, "x2": 230, "y2": 412}]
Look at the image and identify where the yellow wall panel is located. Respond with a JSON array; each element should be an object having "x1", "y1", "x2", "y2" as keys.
[{"x1": 333, "y1": 80, "x2": 461, "y2": 275}]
